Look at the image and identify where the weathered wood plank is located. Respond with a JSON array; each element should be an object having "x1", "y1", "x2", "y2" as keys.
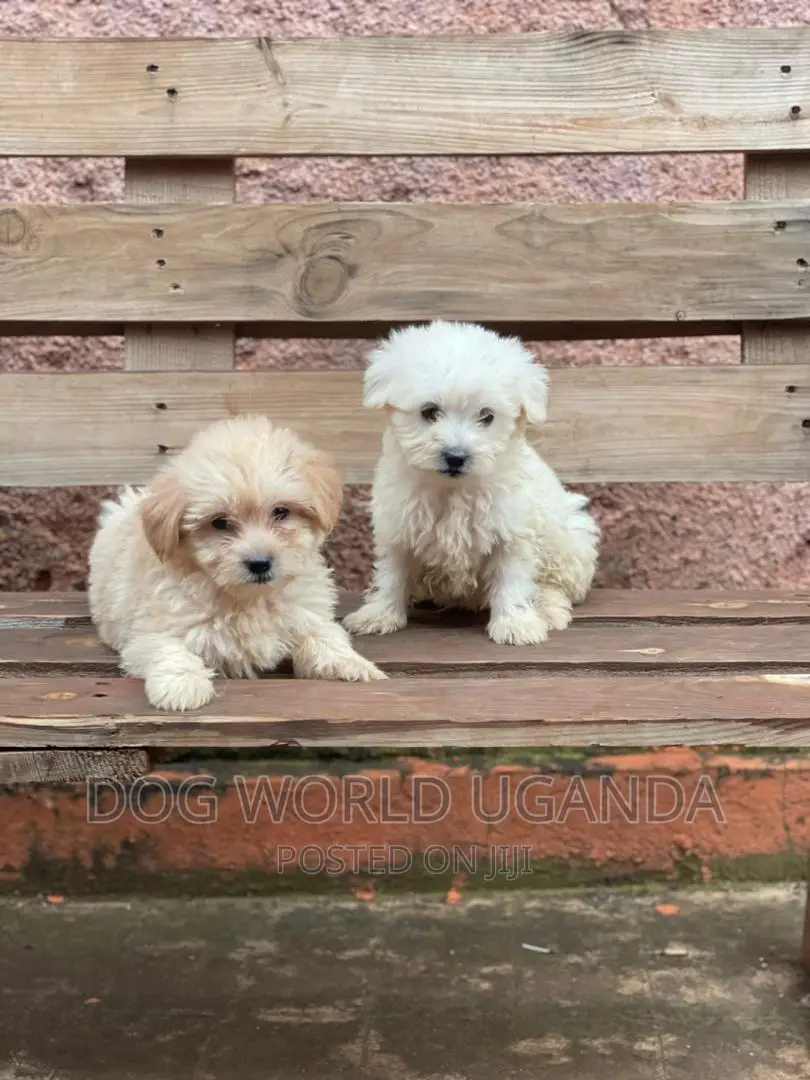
[
  {"x1": 743, "y1": 155, "x2": 810, "y2": 365},
  {"x1": 4, "y1": 621, "x2": 810, "y2": 676},
  {"x1": 0, "y1": 749, "x2": 149, "y2": 785},
  {"x1": 2, "y1": 33, "x2": 810, "y2": 156},
  {"x1": 124, "y1": 159, "x2": 236, "y2": 372},
  {"x1": 4, "y1": 590, "x2": 810, "y2": 626},
  {"x1": 1, "y1": 366, "x2": 809, "y2": 486},
  {"x1": 2, "y1": 201, "x2": 810, "y2": 326},
  {"x1": 2, "y1": 674, "x2": 810, "y2": 747}
]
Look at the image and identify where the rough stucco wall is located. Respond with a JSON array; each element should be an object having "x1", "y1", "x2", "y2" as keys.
[{"x1": 2, "y1": 1, "x2": 810, "y2": 594}]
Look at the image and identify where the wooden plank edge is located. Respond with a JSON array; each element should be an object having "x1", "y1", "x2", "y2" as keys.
[
  {"x1": 0, "y1": 749, "x2": 150, "y2": 784},
  {"x1": 3, "y1": 591, "x2": 810, "y2": 626},
  {"x1": 0, "y1": 717, "x2": 808, "y2": 749},
  {"x1": 0, "y1": 320, "x2": 744, "y2": 340}
]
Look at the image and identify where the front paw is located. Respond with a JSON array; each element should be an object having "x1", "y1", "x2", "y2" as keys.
[
  {"x1": 488, "y1": 608, "x2": 550, "y2": 646},
  {"x1": 344, "y1": 602, "x2": 407, "y2": 637},
  {"x1": 145, "y1": 669, "x2": 215, "y2": 711},
  {"x1": 331, "y1": 654, "x2": 388, "y2": 682},
  {"x1": 301, "y1": 651, "x2": 387, "y2": 682}
]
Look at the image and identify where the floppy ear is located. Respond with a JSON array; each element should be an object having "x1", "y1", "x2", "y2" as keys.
[
  {"x1": 140, "y1": 470, "x2": 188, "y2": 562},
  {"x1": 362, "y1": 343, "x2": 393, "y2": 409},
  {"x1": 520, "y1": 361, "x2": 549, "y2": 427},
  {"x1": 301, "y1": 449, "x2": 344, "y2": 536}
]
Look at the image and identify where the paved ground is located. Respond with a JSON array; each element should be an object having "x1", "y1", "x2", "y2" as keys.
[{"x1": 1, "y1": 886, "x2": 809, "y2": 1079}]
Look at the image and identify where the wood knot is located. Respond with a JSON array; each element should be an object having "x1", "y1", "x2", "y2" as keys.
[
  {"x1": 0, "y1": 208, "x2": 28, "y2": 248},
  {"x1": 297, "y1": 254, "x2": 350, "y2": 314}
]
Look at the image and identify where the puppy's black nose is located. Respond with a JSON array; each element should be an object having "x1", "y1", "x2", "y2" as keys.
[
  {"x1": 441, "y1": 449, "x2": 470, "y2": 476},
  {"x1": 244, "y1": 557, "x2": 273, "y2": 579}
]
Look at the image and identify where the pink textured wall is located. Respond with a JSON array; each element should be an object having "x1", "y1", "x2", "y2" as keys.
[{"x1": 2, "y1": 1, "x2": 810, "y2": 595}]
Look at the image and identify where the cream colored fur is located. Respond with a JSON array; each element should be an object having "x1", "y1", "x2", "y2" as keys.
[
  {"x1": 89, "y1": 415, "x2": 384, "y2": 712},
  {"x1": 344, "y1": 322, "x2": 600, "y2": 645}
]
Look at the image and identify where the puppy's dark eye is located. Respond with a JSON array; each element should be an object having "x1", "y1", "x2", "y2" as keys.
[
  {"x1": 478, "y1": 408, "x2": 495, "y2": 427},
  {"x1": 420, "y1": 403, "x2": 442, "y2": 423},
  {"x1": 211, "y1": 517, "x2": 231, "y2": 531},
  {"x1": 272, "y1": 506, "x2": 290, "y2": 522}
]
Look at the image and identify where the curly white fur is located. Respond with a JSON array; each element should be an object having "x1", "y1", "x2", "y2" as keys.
[
  {"x1": 89, "y1": 415, "x2": 384, "y2": 712},
  {"x1": 344, "y1": 322, "x2": 600, "y2": 645}
]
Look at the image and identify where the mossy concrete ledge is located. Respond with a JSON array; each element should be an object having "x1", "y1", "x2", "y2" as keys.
[{"x1": 2, "y1": 748, "x2": 809, "y2": 897}]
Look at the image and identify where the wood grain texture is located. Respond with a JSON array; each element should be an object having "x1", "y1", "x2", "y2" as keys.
[
  {"x1": 4, "y1": 621, "x2": 810, "y2": 676},
  {"x1": 3, "y1": 674, "x2": 810, "y2": 748},
  {"x1": 124, "y1": 159, "x2": 236, "y2": 372},
  {"x1": 3, "y1": 33, "x2": 810, "y2": 156},
  {"x1": 4, "y1": 590, "x2": 810, "y2": 626},
  {"x1": 2, "y1": 365, "x2": 810, "y2": 486},
  {"x1": 743, "y1": 154, "x2": 810, "y2": 365},
  {"x1": 3, "y1": 202, "x2": 810, "y2": 327},
  {"x1": 0, "y1": 750, "x2": 149, "y2": 785}
]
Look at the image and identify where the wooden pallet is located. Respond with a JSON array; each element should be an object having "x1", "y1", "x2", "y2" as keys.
[{"x1": 3, "y1": 28, "x2": 810, "y2": 963}]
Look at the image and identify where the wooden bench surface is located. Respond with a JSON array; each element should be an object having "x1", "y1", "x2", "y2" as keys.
[{"x1": 3, "y1": 591, "x2": 810, "y2": 749}]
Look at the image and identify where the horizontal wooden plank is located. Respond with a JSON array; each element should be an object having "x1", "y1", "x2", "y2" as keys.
[
  {"x1": 4, "y1": 621, "x2": 810, "y2": 677},
  {"x1": 3, "y1": 32, "x2": 810, "y2": 156},
  {"x1": 2, "y1": 366, "x2": 810, "y2": 485},
  {"x1": 3, "y1": 673, "x2": 810, "y2": 747},
  {"x1": 4, "y1": 590, "x2": 810, "y2": 626},
  {"x1": 0, "y1": 749, "x2": 149, "y2": 784},
  {"x1": 3, "y1": 202, "x2": 810, "y2": 326}
]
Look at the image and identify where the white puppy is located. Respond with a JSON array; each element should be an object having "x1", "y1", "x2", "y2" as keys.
[
  {"x1": 344, "y1": 322, "x2": 600, "y2": 645},
  {"x1": 89, "y1": 415, "x2": 385, "y2": 711}
]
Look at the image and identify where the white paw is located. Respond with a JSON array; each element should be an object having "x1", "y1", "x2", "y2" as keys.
[
  {"x1": 304, "y1": 651, "x2": 387, "y2": 682},
  {"x1": 332, "y1": 654, "x2": 388, "y2": 682},
  {"x1": 344, "y1": 603, "x2": 407, "y2": 637},
  {"x1": 145, "y1": 669, "x2": 215, "y2": 712},
  {"x1": 488, "y1": 608, "x2": 550, "y2": 646}
]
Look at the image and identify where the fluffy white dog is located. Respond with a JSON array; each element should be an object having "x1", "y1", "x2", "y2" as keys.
[
  {"x1": 89, "y1": 415, "x2": 385, "y2": 712},
  {"x1": 344, "y1": 321, "x2": 600, "y2": 645}
]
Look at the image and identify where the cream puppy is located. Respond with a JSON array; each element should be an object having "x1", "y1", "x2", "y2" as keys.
[
  {"x1": 344, "y1": 322, "x2": 600, "y2": 645},
  {"x1": 89, "y1": 415, "x2": 384, "y2": 711}
]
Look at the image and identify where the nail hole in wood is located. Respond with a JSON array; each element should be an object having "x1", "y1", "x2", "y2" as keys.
[
  {"x1": 798, "y1": 258, "x2": 808, "y2": 268},
  {"x1": 792, "y1": 104, "x2": 802, "y2": 116},
  {"x1": 775, "y1": 220, "x2": 787, "y2": 231},
  {"x1": 155, "y1": 402, "x2": 167, "y2": 410},
  {"x1": 802, "y1": 419, "x2": 810, "y2": 429},
  {"x1": 166, "y1": 87, "x2": 178, "y2": 99},
  {"x1": 155, "y1": 258, "x2": 167, "y2": 269},
  {"x1": 92, "y1": 693, "x2": 108, "y2": 698},
  {"x1": 146, "y1": 63, "x2": 159, "y2": 73},
  {"x1": 787, "y1": 385, "x2": 798, "y2": 393},
  {"x1": 170, "y1": 283, "x2": 182, "y2": 291},
  {"x1": 782, "y1": 64, "x2": 793, "y2": 74},
  {"x1": 157, "y1": 444, "x2": 170, "y2": 454},
  {"x1": 152, "y1": 228, "x2": 164, "y2": 239}
]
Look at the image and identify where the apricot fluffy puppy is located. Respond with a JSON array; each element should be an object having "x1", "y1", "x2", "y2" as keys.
[{"x1": 89, "y1": 415, "x2": 384, "y2": 711}]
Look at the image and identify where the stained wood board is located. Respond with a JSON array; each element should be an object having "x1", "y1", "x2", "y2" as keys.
[
  {"x1": 2, "y1": 674, "x2": 810, "y2": 748},
  {"x1": 3, "y1": 621, "x2": 810, "y2": 675}
]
